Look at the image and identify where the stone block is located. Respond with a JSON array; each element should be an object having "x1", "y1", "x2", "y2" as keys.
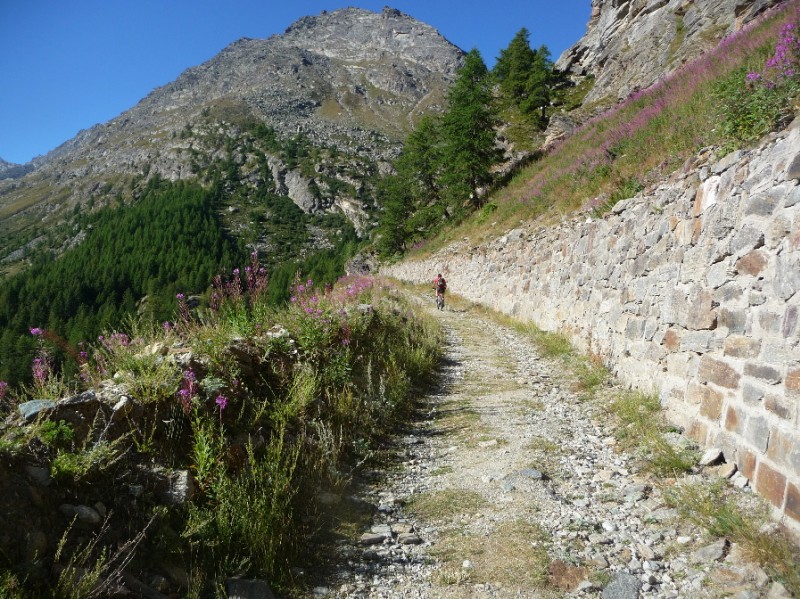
[
  {"x1": 724, "y1": 336, "x2": 761, "y2": 359},
  {"x1": 735, "y1": 250, "x2": 768, "y2": 277},
  {"x1": 705, "y1": 202, "x2": 737, "y2": 240},
  {"x1": 744, "y1": 415, "x2": 769, "y2": 453},
  {"x1": 744, "y1": 362, "x2": 782, "y2": 385},
  {"x1": 725, "y1": 404, "x2": 746, "y2": 436},
  {"x1": 773, "y1": 254, "x2": 800, "y2": 300},
  {"x1": 744, "y1": 189, "x2": 780, "y2": 217},
  {"x1": 694, "y1": 176, "x2": 721, "y2": 216},
  {"x1": 785, "y1": 152, "x2": 800, "y2": 181},
  {"x1": 698, "y1": 385, "x2": 724, "y2": 420},
  {"x1": 699, "y1": 356, "x2": 741, "y2": 389},
  {"x1": 717, "y1": 308, "x2": 748, "y2": 334},
  {"x1": 755, "y1": 461, "x2": 787, "y2": 509},
  {"x1": 742, "y1": 382, "x2": 765, "y2": 405},
  {"x1": 686, "y1": 288, "x2": 717, "y2": 331},
  {"x1": 757, "y1": 310, "x2": 783, "y2": 335},
  {"x1": 786, "y1": 183, "x2": 800, "y2": 207},
  {"x1": 663, "y1": 328, "x2": 681, "y2": 352},
  {"x1": 706, "y1": 261, "x2": 733, "y2": 288},
  {"x1": 786, "y1": 483, "x2": 800, "y2": 523},
  {"x1": 687, "y1": 419, "x2": 709, "y2": 444},
  {"x1": 737, "y1": 446, "x2": 758, "y2": 481},
  {"x1": 765, "y1": 394, "x2": 793, "y2": 420},
  {"x1": 680, "y1": 331, "x2": 715, "y2": 353},
  {"x1": 766, "y1": 427, "x2": 800, "y2": 474},
  {"x1": 783, "y1": 306, "x2": 798, "y2": 339},
  {"x1": 767, "y1": 215, "x2": 792, "y2": 250},
  {"x1": 786, "y1": 368, "x2": 800, "y2": 396},
  {"x1": 716, "y1": 282, "x2": 745, "y2": 304},
  {"x1": 729, "y1": 225, "x2": 765, "y2": 257}
]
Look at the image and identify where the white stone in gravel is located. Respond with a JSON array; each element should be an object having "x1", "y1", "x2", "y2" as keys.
[
  {"x1": 637, "y1": 543, "x2": 656, "y2": 560},
  {"x1": 677, "y1": 536, "x2": 692, "y2": 545},
  {"x1": 691, "y1": 539, "x2": 727, "y2": 564},
  {"x1": 397, "y1": 533, "x2": 422, "y2": 545},
  {"x1": 602, "y1": 521, "x2": 618, "y2": 532},
  {"x1": 731, "y1": 472, "x2": 750, "y2": 488},
  {"x1": 699, "y1": 447, "x2": 724, "y2": 466}
]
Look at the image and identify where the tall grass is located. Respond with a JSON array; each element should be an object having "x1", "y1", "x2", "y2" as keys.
[{"x1": 0, "y1": 268, "x2": 443, "y2": 596}]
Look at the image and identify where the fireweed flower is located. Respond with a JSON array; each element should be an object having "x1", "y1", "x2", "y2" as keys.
[
  {"x1": 29, "y1": 327, "x2": 43, "y2": 336},
  {"x1": 32, "y1": 357, "x2": 49, "y2": 386},
  {"x1": 215, "y1": 395, "x2": 228, "y2": 411}
]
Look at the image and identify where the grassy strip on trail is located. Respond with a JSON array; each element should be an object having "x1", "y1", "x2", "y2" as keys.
[{"x1": 418, "y1": 285, "x2": 799, "y2": 594}]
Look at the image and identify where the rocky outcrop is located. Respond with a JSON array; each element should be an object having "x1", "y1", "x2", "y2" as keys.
[
  {"x1": 384, "y1": 118, "x2": 800, "y2": 534},
  {"x1": 0, "y1": 157, "x2": 32, "y2": 180},
  {"x1": 556, "y1": 0, "x2": 783, "y2": 104}
]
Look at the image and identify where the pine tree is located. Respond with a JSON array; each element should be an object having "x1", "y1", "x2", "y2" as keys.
[
  {"x1": 494, "y1": 29, "x2": 554, "y2": 128},
  {"x1": 494, "y1": 28, "x2": 537, "y2": 100},
  {"x1": 440, "y1": 48, "x2": 499, "y2": 207}
]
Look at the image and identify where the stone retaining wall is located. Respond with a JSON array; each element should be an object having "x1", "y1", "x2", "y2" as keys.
[{"x1": 383, "y1": 119, "x2": 800, "y2": 533}]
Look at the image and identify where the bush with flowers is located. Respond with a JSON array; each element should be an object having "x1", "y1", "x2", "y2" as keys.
[
  {"x1": 716, "y1": 4, "x2": 800, "y2": 148},
  {"x1": 0, "y1": 263, "x2": 442, "y2": 596}
]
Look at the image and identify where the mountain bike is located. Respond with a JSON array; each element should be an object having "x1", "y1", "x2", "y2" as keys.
[{"x1": 435, "y1": 292, "x2": 445, "y2": 311}]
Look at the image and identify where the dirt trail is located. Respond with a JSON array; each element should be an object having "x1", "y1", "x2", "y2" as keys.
[{"x1": 314, "y1": 297, "x2": 780, "y2": 599}]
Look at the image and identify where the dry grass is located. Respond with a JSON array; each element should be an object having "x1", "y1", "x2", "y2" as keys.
[
  {"x1": 406, "y1": 488, "x2": 488, "y2": 523},
  {"x1": 431, "y1": 519, "x2": 554, "y2": 591}
]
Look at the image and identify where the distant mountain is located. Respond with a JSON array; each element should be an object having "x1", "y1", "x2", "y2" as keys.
[
  {"x1": 0, "y1": 7, "x2": 463, "y2": 262},
  {"x1": 0, "y1": 158, "x2": 31, "y2": 180}
]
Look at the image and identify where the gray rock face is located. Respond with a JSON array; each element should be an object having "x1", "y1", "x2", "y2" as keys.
[{"x1": 556, "y1": 0, "x2": 783, "y2": 104}]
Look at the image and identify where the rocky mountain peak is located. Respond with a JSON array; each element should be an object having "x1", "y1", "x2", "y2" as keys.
[{"x1": 279, "y1": 7, "x2": 462, "y2": 75}]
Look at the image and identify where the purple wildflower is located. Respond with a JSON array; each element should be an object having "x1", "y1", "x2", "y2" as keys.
[
  {"x1": 215, "y1": 395, "x2": 228, "y2": 411},
  {"x1": 29, "y1": 327, "x2": 43, "y2": 336}
]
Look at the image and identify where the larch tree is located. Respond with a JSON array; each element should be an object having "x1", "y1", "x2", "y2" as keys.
[{"x1": 440, "y1": 48, "x2": 499, "y2": 208}]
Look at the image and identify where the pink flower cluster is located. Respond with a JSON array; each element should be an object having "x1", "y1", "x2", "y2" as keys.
[
  {"x1": 178, "y1": 369, "x2": 198, "y2": 414},
  {"x1": 747, "y1": 11, "x2": 800, "y2": 88},
  {"x1": 210, "y1": 252, "x2": 269, "y2": 312},
  {"x1": 32, "y1": 356, "x2": 50, "y2": 387}
]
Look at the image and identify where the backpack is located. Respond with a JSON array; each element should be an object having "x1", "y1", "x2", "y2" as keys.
[{"x1": 436, "y1": 277, "x2": 447, "y2": 292}]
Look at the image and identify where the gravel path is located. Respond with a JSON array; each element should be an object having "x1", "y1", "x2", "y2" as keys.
[{"x1": 313, "y1": 299, "x2": 787, "y2": 599}]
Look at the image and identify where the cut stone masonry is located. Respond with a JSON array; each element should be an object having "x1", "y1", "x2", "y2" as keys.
[{"x1": 384, "y1": 117, "x2": 800, "y2": 535}]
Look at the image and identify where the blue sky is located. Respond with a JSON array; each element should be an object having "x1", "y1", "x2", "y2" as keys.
[{"x1": 0, "y1": 1, "x2": 590, "y2": 164}]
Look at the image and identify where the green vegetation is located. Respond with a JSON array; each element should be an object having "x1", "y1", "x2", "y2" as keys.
[
  {"x1": 607, "y1": 391, "x2": 698, "y2": 476},
  {"x1": 376, "y1": 49, "x2": 500, "y2": 256},
  {"x1": 666, "y1": 480, "x2": 800, "y2": 595},
  {"x1": 0, "y1": 273, "x2": 443, "y2": 597},
  {"x1": 400, "y1": 2, "x2": 800, "y2": 256}
]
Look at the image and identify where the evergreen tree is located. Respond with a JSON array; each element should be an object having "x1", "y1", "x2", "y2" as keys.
[
  {"x1": 494, "y1": 28, "x2": 537, "y2": 100},
  {"x1": 494, "y1": 29, "x2": 554, "y2": 128},
  {"x1": 521, "y1": 45, "x2": 554, "y2": 125},
  {"x1": 440, "y1": 48, "x2": 499, "y2": 207}
]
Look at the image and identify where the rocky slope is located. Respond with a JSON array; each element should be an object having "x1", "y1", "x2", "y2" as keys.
[
  {"x1": 0, "y1": 7, "x2": 463, "y2": 254},
  {"x1": 556, "y1": 0, "x2": 783, "y2": 104}
]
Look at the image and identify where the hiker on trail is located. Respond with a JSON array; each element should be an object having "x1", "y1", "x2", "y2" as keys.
[{"x1": 432, "y1": 273, "x2": 447, "y2": 310}]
